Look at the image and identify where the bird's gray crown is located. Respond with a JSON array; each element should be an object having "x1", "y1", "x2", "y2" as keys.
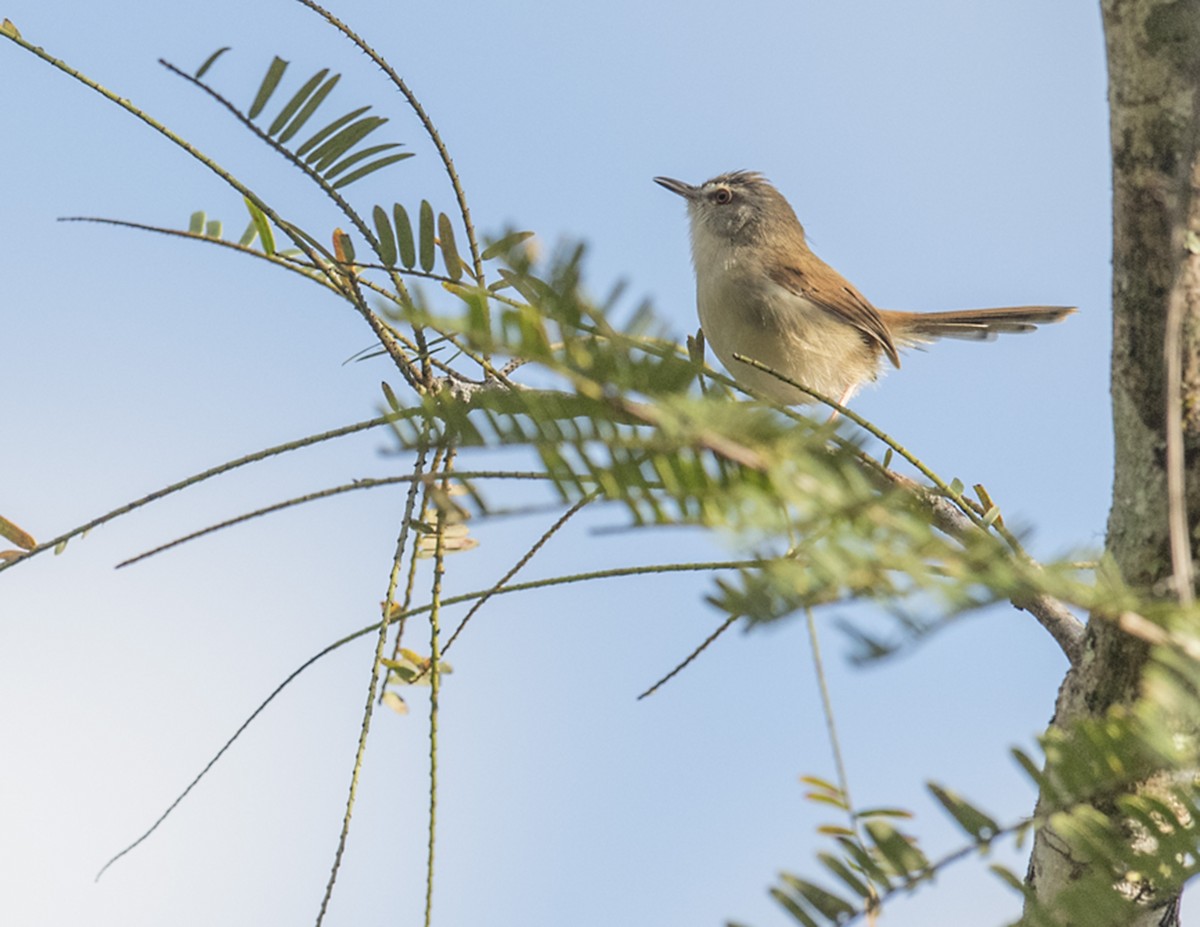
[{"x1": 690, "y1": 171, "x2": 804, "y2": 244}]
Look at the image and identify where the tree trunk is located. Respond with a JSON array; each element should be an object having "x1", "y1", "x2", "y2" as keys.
[{"x1": 1024, "y1": 1, "x2": 1200, "y2": 923}]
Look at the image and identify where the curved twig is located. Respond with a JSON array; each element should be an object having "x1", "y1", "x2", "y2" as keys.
[
  {"x1": 0, "y1": 415, "x2": 397, "y2": 575},
  {"x1": 293, "y1": 0, "x2": 485, "y2": 286}
]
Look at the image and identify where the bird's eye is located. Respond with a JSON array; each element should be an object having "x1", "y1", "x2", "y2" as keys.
[{"x1": 714, "y1": 188, "x2": 733, "y2": 205}]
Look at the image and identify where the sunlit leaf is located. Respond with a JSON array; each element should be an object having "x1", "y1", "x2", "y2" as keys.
[
  {"x1": 805, "y1": 792, "x2": 849, "y2": 811},
  {"x1": 243, "y1": 198, "x2": 275, "y2": 255},
  {"x1": 237, "y1": 219, "x2": 257, "y2": 247},
  {"x1": 204, "y1": 219, "x2": 222, "y2": 239},
  {"x1": 248, "y1": 56, "x2": 288, "y2": 120},
  {"x1": 381, "y1": 691, "x2": 409, "y2": 715},
  {"x1": 332, "y1": 228, "x2": 355, "y2": 264},
  {"x1": 855, "y1": 807, "x2": 914, "y2": 820},
  {"x1": 188, "y1": 211, "x2": 205, "y2": 235},
  {"x1": 0, "y1": 515, "x2": 35, "y2": 550},
  {"x1": 381, "y1": 380, "x2": 402, "y2": 412}
]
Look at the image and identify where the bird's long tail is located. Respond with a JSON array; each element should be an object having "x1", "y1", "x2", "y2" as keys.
[{"x1": 881, "y1": 305, "x2": 1076, "y2": 347}]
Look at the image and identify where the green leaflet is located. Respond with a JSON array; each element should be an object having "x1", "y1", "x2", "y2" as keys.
[
  {"x1": 323, "y1": 143, "x2": 404, "y2": 180},
  {"x1": 248, "y1": 56, "x2": 288, "y2": 120},
  {"x1": 393, "y1": 204, "x2": 416, "y2": 269},
  {"x1": 373, "y1": 205, "x2": 397, "y2": 267},
  {"x1": 194, "y1": 46, "x2": 230, "y2": 80},
  {"x1": 418, "y1": 200, "x2": 435, "y2": 272},
  {"x1": 237, "y1": 219, "x2": 257, "y2": 247},
  {"x1": 927, "y1": 784, "x2": 999, "y2": 841},
  {"x1": 295, "y1": 105, "x2": 370, "y2": 159},
  {"x1": 276, "y1": 72, "x2": 340, "y2": 144},
  {"x1": 308, "y1": 116, "x2": 388, "y2": 172},
  {"x1": 330, "y1": 152, "x2": 413, "y2": 190},
  {"x1": 481, "y1": 230, "x2": 534, "y2": 261},
  {"x1": 267, "y1": 68, "x2": 330, "y2": 137},
  {"x1": 243, "y1": 197, "x2": 275, "y2": 255},
  {"x1": 438, "y1": 212, "x2": 463, "y2": 280}
]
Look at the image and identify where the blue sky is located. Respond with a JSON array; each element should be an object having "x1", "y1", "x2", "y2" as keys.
[{"x1": 1, "y1": 3, "x2": 1121, "y2": 926}]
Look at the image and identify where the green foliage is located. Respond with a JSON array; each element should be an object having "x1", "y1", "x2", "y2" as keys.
[
  {"x1": 758, "y1": 620, "x2": 1200, "y2": 926},
  {"x1": 11, "y1": 23, "x2": 1198, "y2": 927}
]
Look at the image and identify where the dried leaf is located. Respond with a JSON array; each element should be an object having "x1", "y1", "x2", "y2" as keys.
[{"x1": 0, "y1": 515, "x2": 36, "y2": 550}]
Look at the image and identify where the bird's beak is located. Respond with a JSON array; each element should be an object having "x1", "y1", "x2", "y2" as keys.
[{"x1": 654, "y1": 176, "x2": 697, "y2": 200}]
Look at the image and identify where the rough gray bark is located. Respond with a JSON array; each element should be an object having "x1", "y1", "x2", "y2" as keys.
[{"x1": 1023, "y1": 2, "x2": 1200, "y2": 924}]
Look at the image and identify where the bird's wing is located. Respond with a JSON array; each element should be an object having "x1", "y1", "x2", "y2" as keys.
[{"x1": 767, "y1": 260, "x2": 900, "y2": 368}]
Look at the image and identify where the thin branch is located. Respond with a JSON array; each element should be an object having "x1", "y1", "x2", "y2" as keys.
[
  {"x1": 897, "y1": 475, "x2": 1086, "y2": 664},
  {"x1": 61, "y1": 217, "x2": 511, "y2": 388},
  {"x1": 294, "y1": 0, "x2": 485, "y2": 285},
  {"x1": 157, "y1": 57, "x2": 441, "y2": 386},
  {"x1": 424, "y1": 454, "x2": 455, "y2": 927},
  {"x1": 94, "y1": 623, "x2": 368, "y2": 881},
  {"x1": 59, "y1": 217, "x2": 342, "y2": 291},
  {"x1": 158, "y1": 59, "x2": 383, "y2": 263},
  {"x1": 441, "y1": 491, "x2": 598, "y2": 654},
  {"x1": 637, "y1": 613, "x2": 739, "y2": 700},
  {"x1": 115, "y1": 470, "x2": 558, "y2": 568},
  {"x1": 804, "y1": 605, "x2": 879, "y2": 916},
  {"x1": 94, "y1": 557, "x2": 761, "y2": 879},
  {"x1": 0, "y1": 29, "x2": 348, "y2": 301},
  {"x1": 0, "y1": 415, "x2": 396, "y2": 575},
  {"x1": 723, "y1": 353, "x2": 1085, "y2": 662},
  {"x1": 1165, "y1": 273, "x2": 1195, "y2": 606},
  {"x1": 732, "y1": 352, "x2": 989, "y2": 532},
  {"x1": 316, "y1": 436, "x2": 431, "y2": 925}
]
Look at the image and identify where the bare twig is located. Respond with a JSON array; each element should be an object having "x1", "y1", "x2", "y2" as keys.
[{"x1": 1165, "y1": 271, "x2": 1195, "y2": 606}]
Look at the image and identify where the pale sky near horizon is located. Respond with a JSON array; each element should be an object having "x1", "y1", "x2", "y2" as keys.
[{"x1": 2, "y1": 3, "x2": 1131, "y2": 926}]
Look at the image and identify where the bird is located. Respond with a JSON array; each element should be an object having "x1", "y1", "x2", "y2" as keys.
[{"x1": 655, "y1": 171, "x2": 1074, "y2": 406}]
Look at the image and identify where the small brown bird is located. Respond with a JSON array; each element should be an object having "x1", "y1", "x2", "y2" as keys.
[{"x1": 655, "y1": 171, "x2": 1074, "y2": 406}]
